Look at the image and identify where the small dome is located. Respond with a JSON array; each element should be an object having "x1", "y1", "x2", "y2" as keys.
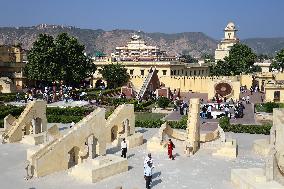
[{"x1": 225, "y1": 22, "x2": 236, "y2": 30}]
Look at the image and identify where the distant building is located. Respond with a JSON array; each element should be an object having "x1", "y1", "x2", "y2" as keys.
[
  {"x1": 111, "y1": 34, "x2": 175, "y2": 61},
  {"x1": 0, "y1": 45, "x2": 26, "y2": 92},
  {"x1": 215, "y1": 22, "x2": 239, "y2": 61},
  {"x1": 93, "y1": 34, "x2": 211, "y2": 97}
]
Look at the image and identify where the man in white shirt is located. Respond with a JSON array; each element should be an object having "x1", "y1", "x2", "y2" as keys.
[
  {"x1": 121, "y1": 138, "x2": 127, "y2": 158},
  {"x1": 144, "y1": 161, "x2": 154, "y2": 189},
  {"x1": 144, "y1": 153, "x2": 154, "y2": 168}
]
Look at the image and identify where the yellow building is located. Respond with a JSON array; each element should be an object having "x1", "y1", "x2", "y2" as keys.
[
  {"x1": 264, "y1": 81, "x2": 284, "y2": 102},
  {"x1": 215, "y1": 22, "x2": 239, "y2": 61},
  {"x1": 0, "y1": 45, "x2": 26, "y2": 92},
  {"x1": 93, "y1": 34, "x2": 211, "y2": 89}
]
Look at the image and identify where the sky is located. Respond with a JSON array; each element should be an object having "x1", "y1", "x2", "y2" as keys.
[{"x1": 0, "y1": 0, "x2": 283, "y2": 39}]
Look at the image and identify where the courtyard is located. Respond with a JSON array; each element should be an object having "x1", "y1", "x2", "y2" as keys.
[{"x1": 0, "y1": 126, "x2": 267, "y2": 189}]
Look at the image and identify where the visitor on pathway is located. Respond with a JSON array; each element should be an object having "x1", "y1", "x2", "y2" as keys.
[
  {"x1": 70, "y1": 121, "x2": 75, "y2": 128},
  {"x1": 201, "y1": 105, "x2": 207, "y2": 119},
  {"x1": 144, "y1": 161, "x2": 154, "y2": 189},
  {"x1": 121, "y1": 138, "x2": 127, "y2": 158},
  {"x1": 144, "y1": 153, "x2": 154, "y2": 168},
  {"x1": 207, "y1": 105, "x2": 212, "y2": 119},
  {"x1": 168, "y1": 139, "x2": 175, "y2": 160},
  {"x1": 224, "y1": 105, "x2": 230, "y2": 118},
  {"x1": 246, "y1": 95, "x2": 250, "y2": 104}
]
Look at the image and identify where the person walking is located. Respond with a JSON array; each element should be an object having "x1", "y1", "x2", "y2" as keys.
[
  {"x1": 224, "y1": 105, "x2": 230, "y2": 118},
  {"x1": 246, "y1": 95, "x2": 250, "y2": 104},
  {"x1": 168, "y1": 139, "x2": 175, "y2": 160},
  {"x1": 121, "y1": 138, "x2": 127, "y2": 158},
  {"x1": 207, "y1": 105, "x2": 212, "y2": 119},
  {"x1": 144, "y1": 161, "x2": 154, "y2": 189},
  {"x1": 201, "y1": 105, "x2": 207, "y2": 119},
  {"x1": 144, "y1": 153, "x2": 154, "y2": 168}
]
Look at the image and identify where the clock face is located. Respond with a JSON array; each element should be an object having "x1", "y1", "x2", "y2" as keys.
[{"x1": 215, "y1": 82, "x2": 232, "y2": 97}]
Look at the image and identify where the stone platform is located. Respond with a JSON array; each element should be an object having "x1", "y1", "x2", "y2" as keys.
[
  {"x1": 231, "y1": 168, "x2": 284, "y2": 189},
  {"x1": 69, "y1": 154, "x2": 128, "y2": 183}
]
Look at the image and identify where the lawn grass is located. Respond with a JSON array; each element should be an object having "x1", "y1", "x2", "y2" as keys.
[{"x1": 135, "y1": 112, "x2": 166, "y2": 121}]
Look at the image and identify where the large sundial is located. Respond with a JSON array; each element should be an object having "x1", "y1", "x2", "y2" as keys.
[{"x1": 215, "y1": 82, "x2": 233, "y2": 97}]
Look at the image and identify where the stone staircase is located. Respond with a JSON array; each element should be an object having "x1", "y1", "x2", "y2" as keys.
[
  {"x1": 2, "y1": 101, "x2": 37, "y2": 143},
  {"x1": 136, "y1": 69, "x2": 155, "y2": 99}
]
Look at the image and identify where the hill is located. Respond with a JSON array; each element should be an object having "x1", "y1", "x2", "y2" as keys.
[
  {"x1": 0, "y1": 24, "x2": 217, "y2": 57},
  {"x1": 242, "y1": 38, "x2": 284, "y2": 56},
  {"x1": 0, "y1": 24, "x2": 283, "y2": 57}
]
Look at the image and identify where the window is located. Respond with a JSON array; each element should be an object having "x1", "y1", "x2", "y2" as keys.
[
  {"x1": 185, "y1": 71, "x2": 188, "y2": 76},
  {"x1": 162, "y1": 70, "x2": 167, "y2": 75},
  {"x1": 274, "y1": 91, "x2": 280, "y2": 102},
  {"x1": 171, "y1": 70, "x2": 173, "y2": 75},
  {"x1": 194, "y1": 70, "x2": 196, "y2": 75},
  {"x1": 181, "y1": 69, "x2": 184, "y2": 75},
  {"x1": 174, "y1": 70, "x2": 176, "y2": 75},
  {"x1": 130, "y1": 69, "x2": 134, "y2": 75},
  {"x1": 177, "y1": 70, "x2": 180, "y2": 75},
  {"x1": 141, "y1": 70, "x2": 145, "y2": 76},
  {"x1": 198, "y1": 70, "x2": 200, "y2": 75},
  {"x1": 202, "y1": 70, "x2": 204, "y2": 75},
  {"x1": 190, "y1": 71, "x2": 192, "y2": 76}
]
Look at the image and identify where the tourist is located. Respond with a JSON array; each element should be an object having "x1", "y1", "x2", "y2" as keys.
[
  {"x1": 201, "y1": 105, "x2": 207, "y2": 119},
  {"x1": 144, "y1": 161, "x2": 154, "y2": 189},
  {"x1": 16, "y1": 92, "x2": 20, "y2": 102},
  {"x1": 144, "y1": 153, "x2": 154, "y2": 168},
  {"x1": 230, "y1": 98, "x2": 234, "y2": 104},
  {"x1": 70, "y1": 121, "x2": 75, "y2": 128},
  {"x1": 207, "y1": 105, "x2": 212, "y2": 119},
  {"x1": 24, "y1": 93, "x2": 28, "y2": 103},
  {"x1": 167, "y1": 139, "x2": 175, "y2": 160},
  {"x1": 179, "y1": 102, "x2": 184, "y2": 115},
  {"x1": 224, "y1": 105, "x2": 230, "y2": 118},
  {"x1": 173, "y1": 100, "x2": 178, "y2": 111},
  {"x1": 246, "y1": 95, "x2": 250, "y2": 104},
  {"x1": 121, "y1": 138, "x2": 127, "y2": 158}
]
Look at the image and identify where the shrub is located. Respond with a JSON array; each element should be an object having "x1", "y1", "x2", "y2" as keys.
[
  {"x1": 219, "y1": 117, "x2": 271, "y2": 135},
  {"x1": 157, "y1": 97, "x2": 170, "y2": 109},
  {"x1": 135, "y1": 119, "x2": 165, "y2": 128},
  {"x1": 255, "y1": 102, "x2": 284, "y2": 113}
]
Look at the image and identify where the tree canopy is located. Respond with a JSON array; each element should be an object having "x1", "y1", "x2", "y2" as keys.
[
  {"x1": 270, "y1": 49, "x2": 284, "y2": 72},
  {"x1": 179, "y1": 54, "x2": 198, "y2": 63},
  {"x1": 25, "y1": 33, "x2": 96, "y2": 87},
  {"x1": 210, "y1": 43, "x2": 259, "y2": 76},
  {"x1": 100, "y1": 63, "x2": 130, "y2": 89}
]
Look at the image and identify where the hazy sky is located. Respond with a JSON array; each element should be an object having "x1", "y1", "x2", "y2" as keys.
[{"x1": 1, "y1": 0, "x2": 283, "y2": 39}]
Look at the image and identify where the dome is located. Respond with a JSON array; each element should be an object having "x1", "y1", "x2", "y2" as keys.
[{"x1": 225, "y1": 22, "x2": 236, "y2": 30}]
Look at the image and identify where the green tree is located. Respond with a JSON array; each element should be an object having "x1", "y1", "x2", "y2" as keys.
[
  {"x1": 201, "y1": 53, "x2": 215, "y2": 63},
  {"x1": 25, "y1": 33, "x2": 96, "y2": 87},
  {"x1": 54, "y1": 33, "x2": 96, "y2": 86},
  {"x1": 25, "y1": 34, "x2": 58, "y2": 85},
  {"x1": 157, "y1": 96, "x2": 171, "y2": 109},
  {"x1": 179, "y1": 54, "x2": 198, "y2": 63},
  {"x1": 210, "y1": 43, "x2": 257, "y2": 76},
  {"x1": 100, "y1": 63, "x2": 130, "y2": 89},
  {"x1": 271, "y1": 49, "x2": 284, "y2": 72}
]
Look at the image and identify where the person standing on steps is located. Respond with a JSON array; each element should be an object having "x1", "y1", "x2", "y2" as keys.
[
  {"x1": 168, "y1": 139, "x2": 175, "y2": 160},
  {"x1": 121, "y1": 138, "x2": 127, "y2": 158}
]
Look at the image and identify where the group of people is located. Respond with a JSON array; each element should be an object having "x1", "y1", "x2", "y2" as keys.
[
  {"x1": 121, "y1": 138, "x2": 175, "y2": 189},
  {"x1": 201, "y1": 104, "x2": 212, "y2": 119},
  {"x1": 173, "y1": 99, "x2": 189, "y2": 115}
]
